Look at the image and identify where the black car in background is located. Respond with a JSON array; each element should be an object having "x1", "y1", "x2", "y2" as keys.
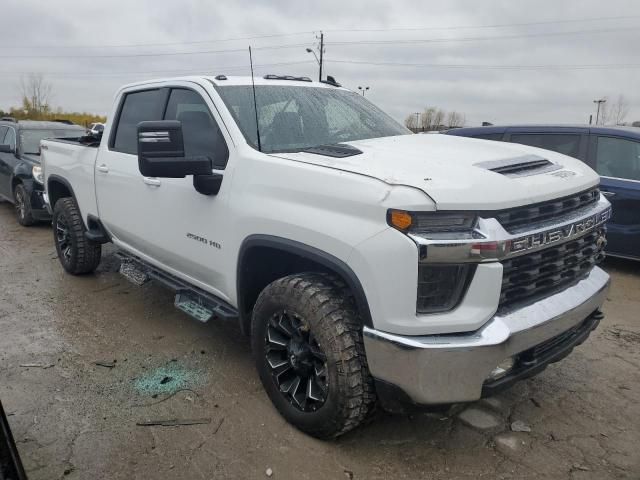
[
  {"x1": 0, "y1": 118, "x2": 84, "y2": 226},
  {"x1": 446, "y1": 125, "x2": 640, "y2": 261}
]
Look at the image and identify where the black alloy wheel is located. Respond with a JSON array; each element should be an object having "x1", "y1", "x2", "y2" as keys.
[
  {"x1": 264, "y1": 310, "x2": 328, "y2": 412},
  {"x1": 55, "y1": 215, "x2": 73, "y2": 263}
]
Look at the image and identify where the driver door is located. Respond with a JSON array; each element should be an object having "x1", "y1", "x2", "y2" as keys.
[{"x1": 95, "y1": 84, "x2": 235, "y2": 299}]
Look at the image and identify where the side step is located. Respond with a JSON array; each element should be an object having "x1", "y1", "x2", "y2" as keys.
[{"x1": 117, "y1": 253, "x2": 238, "y2": 323}]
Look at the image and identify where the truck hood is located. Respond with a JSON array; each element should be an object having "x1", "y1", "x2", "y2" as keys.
[{"x1": 272, "y1": 134, "x2": 600, "y2": 210}]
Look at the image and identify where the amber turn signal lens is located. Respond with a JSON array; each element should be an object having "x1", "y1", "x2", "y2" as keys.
[{"x1": 389, "y1": 210, "x2": 413, "y2": 230}]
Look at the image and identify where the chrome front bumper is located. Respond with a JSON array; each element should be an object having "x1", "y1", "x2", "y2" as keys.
[{"x1": 363, "y1": 266, "x2": 610, "y2": 405}]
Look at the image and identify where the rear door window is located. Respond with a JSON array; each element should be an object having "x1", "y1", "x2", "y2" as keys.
[
  {"x1": 163, "y1": 88, "x2": 229, "y2": 169},
  {"x1": 595, "y1": 136, "x2": 640, "y2": 181},
  {"x1": 509, "y1": 134, "x2": 581, "y2": 158},
  {"x1": 112, "y1": 89, "x2": 165, "y2": 155}
]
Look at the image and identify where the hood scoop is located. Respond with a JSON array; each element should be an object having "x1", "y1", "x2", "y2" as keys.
[{"x1": 475, "y1": 155, "x2": 562, "y2": 178}]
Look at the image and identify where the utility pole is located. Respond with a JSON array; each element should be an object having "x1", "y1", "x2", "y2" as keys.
[
  {"x1": 593, "y1": 98, "x2": 606, "y2": 125},
  {"x1": 318, "y1": 32, "x2": 324, "y2": 82},
  {"x1": 358, "y1": 86, "x2": 370, "y2": 97},
  {"x1": 589, "y1": 114, "x2": 593, "y2": 125},
  {"x1": 414, "y1": 112, "x2": 421, "y2": 133}
]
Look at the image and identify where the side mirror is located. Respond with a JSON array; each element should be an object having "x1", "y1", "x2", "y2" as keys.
[
  {"x1": 137, "y1": 121, "x2": 212, "y2": 178},
  {"x1": 0, "y1": 144, "x2": 14, "y2": 154}
]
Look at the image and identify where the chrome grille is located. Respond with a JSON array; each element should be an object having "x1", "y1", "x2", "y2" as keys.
[
  {"x1": 492, "y1": 188, "x2": 600, "y2": 233},
  {"x1": 499, "y1": 228, "x2": 606, "y2": 309}
]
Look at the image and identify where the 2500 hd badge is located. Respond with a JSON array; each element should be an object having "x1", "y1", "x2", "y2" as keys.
[{"x1": 186, "y1": 232, "x2": 222, "y2": 250}]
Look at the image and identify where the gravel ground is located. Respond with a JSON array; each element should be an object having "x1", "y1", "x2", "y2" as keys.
[{"x1": 0, "y1": 202, "x2": 639, "y2": 480}]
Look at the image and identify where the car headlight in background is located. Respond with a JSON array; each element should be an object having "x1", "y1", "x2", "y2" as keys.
[
  {"x1": 387, "y1": 209, "x2": 477, "y2": 234},
  {"x1": 32, "y1": 165, "x2": 44, "y2": 184}
]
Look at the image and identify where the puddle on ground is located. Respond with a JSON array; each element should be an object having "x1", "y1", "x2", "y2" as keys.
[{"x1": 133, "y1": 363, "x2": 206, "y2": 396}]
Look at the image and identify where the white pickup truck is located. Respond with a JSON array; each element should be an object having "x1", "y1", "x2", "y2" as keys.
[{"x1": 41, "y1": 74, "x2": 612, "y2": 438}]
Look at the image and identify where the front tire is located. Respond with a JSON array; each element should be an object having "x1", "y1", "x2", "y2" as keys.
[
  {"x1": 14, "y1": 183, "x2": 35, "y2": 226},
  {"x1": 251, "y1": 273, "x2": 376, "y2": 439},
  {"x1": 52, "y1": 197, "x2": 102, "y2": 274}
]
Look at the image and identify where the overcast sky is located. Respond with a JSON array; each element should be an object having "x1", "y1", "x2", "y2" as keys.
[{"x1": 1, "y1": 0, "x2": 639, "y2": 126}]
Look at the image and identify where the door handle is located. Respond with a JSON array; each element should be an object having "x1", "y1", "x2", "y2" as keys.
[
  {"x1": 96, "y1": 164, "x2": 109, "y2": 173},
  {"x1": 143, "y1": 177, "x2": 161, "y2": 187},
  {"x1": 602, "y1": 191, "x2": 616, "y2": 198}
]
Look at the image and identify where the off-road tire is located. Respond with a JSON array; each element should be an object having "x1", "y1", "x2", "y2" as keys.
[
  {"x1": 251, "y1": 272, "x2": 376, "y2": 439},
  {"x1": 52, "y1": 197, "x2": 101, "y2": 274},
  {"x1": 14, "y1": 183, "x2": 35, "y2": 226}
]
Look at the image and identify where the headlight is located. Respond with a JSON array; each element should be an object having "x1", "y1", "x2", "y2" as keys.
[
  {"x1": 387, "y1": 209, "x2": 477, "y2": 234},
  {"x1": 32, "y1": 165, "x2": 44, "y2": 184}
]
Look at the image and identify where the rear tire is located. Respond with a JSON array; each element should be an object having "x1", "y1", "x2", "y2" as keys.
[
  {"x1": 251, "y1": 272, "x2": 376, "y2": 439},
  {"x1": 52, "y1": 197, "x2": 102, "y2": 274},
  {"x1": 14, "y1": 183, "x2": 35, "y2": 226}
]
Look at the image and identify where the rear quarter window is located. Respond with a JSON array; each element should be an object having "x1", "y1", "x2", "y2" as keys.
[{"x1": 112, "y1": 89, "x2": 165, "y2": 154}]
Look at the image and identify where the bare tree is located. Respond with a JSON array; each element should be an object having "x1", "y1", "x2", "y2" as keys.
[
  {"x1": 406, "y1": 106, "x2": 468, "y2": 132},
  {"x1": 404, "y1": 113, "x2": 420, "y2": 131},
  {"x1": 446, "y1": 111, "x2": 466, "y2": 128},
  {"x1": 610, "y1": 95, "x2": 630, "y2": 125},
  {"x1": 19, "y1": 74, "x2": 53, "y2": 117}
]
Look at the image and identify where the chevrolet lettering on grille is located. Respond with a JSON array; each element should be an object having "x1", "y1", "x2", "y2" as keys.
[{"x1": 510, "y1": 208, "x2": 612, "y2": 254}]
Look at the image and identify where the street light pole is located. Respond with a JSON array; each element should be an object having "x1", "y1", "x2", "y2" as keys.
[
  {"x1": 306, "y1": 32, "x2": 324, "y2": 82},
  {"x1": 414, "y1": 112, "x2": 421, "y2": 132},
  {"x1": 357, "y1": 86, "x2": 370, "y2": 97},
  {"x1": 593, "y1": 98, "x2": 606, "y2": 125}
]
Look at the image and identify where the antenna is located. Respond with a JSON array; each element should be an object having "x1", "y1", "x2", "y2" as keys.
[{"x1": 249, "y1": 46, "x2": 262, "y2": 152}]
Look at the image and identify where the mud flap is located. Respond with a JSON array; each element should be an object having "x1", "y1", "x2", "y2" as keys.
[{"x1": 1, "y1": 401, "x2": 27, "y2": 480}]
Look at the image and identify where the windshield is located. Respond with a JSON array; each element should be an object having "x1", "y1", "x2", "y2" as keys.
[
  {"x1": 20, "y1": 128, "x2": 83, "y2": 155},
  {"x1": 215, "y1": 85, "x2": 410, "y2": 153}
]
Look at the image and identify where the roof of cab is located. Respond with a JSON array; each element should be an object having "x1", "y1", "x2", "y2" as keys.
[{"x1": 119, "y1": 75, "x2": 347, "y2": 91}]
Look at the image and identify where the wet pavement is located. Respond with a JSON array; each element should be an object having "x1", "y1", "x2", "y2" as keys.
[{"x1": 1, "y1": 202, "x2": 639, "y2": 479}]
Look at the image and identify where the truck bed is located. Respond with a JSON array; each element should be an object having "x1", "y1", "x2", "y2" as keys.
[{"x1": 41, "y1": 137, "x2": 101, "y2": 223}]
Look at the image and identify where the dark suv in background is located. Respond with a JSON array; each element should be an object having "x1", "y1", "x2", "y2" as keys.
[
  {"x1": 0, "y1": 118, "x2": 84, "y2": 226},
  {"x1": 446, "y1": 125, "x2": 640, "y2": 260}
]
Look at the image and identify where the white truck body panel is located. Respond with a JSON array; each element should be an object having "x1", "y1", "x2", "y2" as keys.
[
  {"x1": 275, "y1": 133, "x2": 599, "y2": 210},
  {"x1": 41, "y1": 140, "x2": 99, "y2": 222}
]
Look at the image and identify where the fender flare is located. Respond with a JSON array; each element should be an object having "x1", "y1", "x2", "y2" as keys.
[
  {"x1": 237, "y1": 234, "x2": 373, "y2": 328},
  {"x1": 46, "y1": 174, "x2": 79, "y2": 207}
]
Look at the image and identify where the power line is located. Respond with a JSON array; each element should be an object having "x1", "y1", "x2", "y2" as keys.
[
  {"x1": 323, "y1": 14, "x2": 640, "y2": 33},
  {"x1": 0, "y1": 31, "x2": 315, "y2": 50},
  {"x1": 1, "y1": 14, "x2": 638, "y2": 51},
  {"x1": 0, "y1": 61, "x2": 316, "y2": 77},
  {"x1": 327, "y1": 59, "x2": 640, "y2": 70},
  {"x1": 0, "y1": 42, "x2": 310, "y2": 59},
  {"x1": 327, "y1": 26, "x2": 640, "y2": 46},
  {"x1": 2, "y1": 24, "x2": 634, "y2": 60}
]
